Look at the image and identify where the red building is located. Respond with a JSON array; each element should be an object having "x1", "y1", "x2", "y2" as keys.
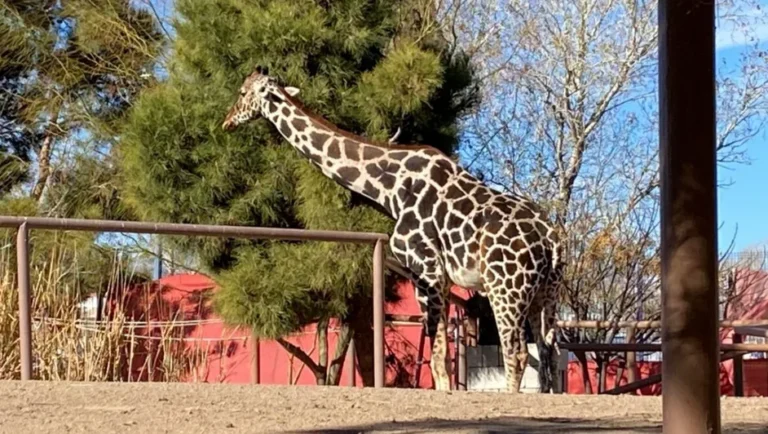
[
  {"x1": 112, "y1": 273, "x2": 469, "y2": 388},
  {"x1": 108, "y1": 267, "x2": 768, "y2": 395}
]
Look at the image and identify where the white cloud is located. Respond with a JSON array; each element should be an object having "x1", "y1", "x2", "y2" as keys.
[
  {"x1": 715, "y1": 3, "x2": 768, "y2": 51},
  {"x1": 717, "y1": 22, "x2": 768, "y2": 50}
]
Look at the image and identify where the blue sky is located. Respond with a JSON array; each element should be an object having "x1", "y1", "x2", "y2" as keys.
[
  {"x1": 715, "y1": 4, "x2": 768, "y2": 253},
  {"x1": 718, "y1": 123, "x2": 768, "y2": 253}
]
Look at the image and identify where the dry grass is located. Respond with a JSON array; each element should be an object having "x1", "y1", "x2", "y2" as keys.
[{"x1": 0, "y1": 230, "x2": 211, "y2": 382}]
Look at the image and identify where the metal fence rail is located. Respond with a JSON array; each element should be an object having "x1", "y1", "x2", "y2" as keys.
[{"x1": 0, "y1": 216, "x2": 388, "y2": 386}]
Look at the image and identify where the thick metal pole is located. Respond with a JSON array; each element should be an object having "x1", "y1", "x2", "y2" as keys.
[
  {"x1": 659, "y1": 0, "x2": 720, "y2": 432},
  {"x1": 373, "y1": 239, "x2": 385, "y2": 388},
  {"x1": 17, "y1": 223, "x2": 32, "y2": 380}
]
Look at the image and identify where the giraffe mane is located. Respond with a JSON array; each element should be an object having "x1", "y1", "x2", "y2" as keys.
[{"x1": 277, "y1": 88, "x2": 447, "y2": 156}]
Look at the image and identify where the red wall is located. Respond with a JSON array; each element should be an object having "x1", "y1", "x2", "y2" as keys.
[
  {"x1": 176, "y1": 320, "x2": 447, "y2": 388},
  {"x1": 113, "y1": 273, "x2": 768, "y2": 394}
]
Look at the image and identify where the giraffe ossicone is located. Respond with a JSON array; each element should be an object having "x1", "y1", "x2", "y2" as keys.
[{"x1": 222, "y1": 68, "x2": 565, "y2": 393}]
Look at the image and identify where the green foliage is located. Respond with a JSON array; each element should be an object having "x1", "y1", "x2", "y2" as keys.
[
  {"x1": 120, "y1": 0, "x2": 478, "y2": 338},
  {"x1": 0, "y1": 0, "x2": 165, "y2": 205}
]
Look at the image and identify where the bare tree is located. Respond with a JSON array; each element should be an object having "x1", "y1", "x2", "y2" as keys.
[{"x1": 436, "y1": 0, "x2": 768, "y2": 355}]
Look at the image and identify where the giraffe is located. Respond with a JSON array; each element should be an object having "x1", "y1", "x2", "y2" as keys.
[{"x1": 222, "y1": 68, "x2": 565, "y2": 393}]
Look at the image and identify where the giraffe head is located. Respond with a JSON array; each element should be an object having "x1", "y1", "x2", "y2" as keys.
[{"x1": 222, "y1": 67, "x2": 300, "y2": 131}]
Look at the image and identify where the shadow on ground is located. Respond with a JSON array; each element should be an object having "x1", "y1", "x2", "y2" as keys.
[
  {"x1": 286, "y1": 416, "x2": 660, "y2": 434},
  {"x1": 287, "y1": 416, "x2": 768, "y2": 434}
]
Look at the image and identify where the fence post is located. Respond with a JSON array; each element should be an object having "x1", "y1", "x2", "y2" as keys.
[
  {"x1": 17, "y1": 223, "x2": 32, "y2": 381},
  {"x1": 373, "y1": 239, "x2": 385, "y2": 388},
  {"x1": 251, "y1": 331, "x2": 260, "y2": 384},
  {"x1": 733, "y1": 333, "x2": 744, "y2": 397}
]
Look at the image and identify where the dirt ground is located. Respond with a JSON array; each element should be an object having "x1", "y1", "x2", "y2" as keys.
[{"x1": 0, "y1": 381, "x2": 766, "y2": 434}]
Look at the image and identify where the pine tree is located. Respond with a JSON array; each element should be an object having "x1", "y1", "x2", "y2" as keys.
[
  {"x1": 0, "y1": 1, "x2": 165, "y2": 358},
  {"x1": 0, "y1": 0, "x2": 164, "y2": 210},
  {"x1": 120, "y1": 0, "x2": 478, "y2": 385}
]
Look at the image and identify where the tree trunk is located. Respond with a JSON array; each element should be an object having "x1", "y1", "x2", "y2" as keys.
[
  {"x1": 327, "y1": 322, "x2": 353, "y2": 386},
  {"x1": 316, "y1": 318, "x2": 329, "y2": 386},
  {"x1": 575, "y1": 351, "x2": 593, "y2": 394},
  {"x1": 31, "y1": 104, "x2": 61, "y2": 203},
  {"x1": 31, "y1": 133, "x2": 54, "y2": 202},
  {"x1": 347, "y1": 294, "x2": 375, "y2": 387}
]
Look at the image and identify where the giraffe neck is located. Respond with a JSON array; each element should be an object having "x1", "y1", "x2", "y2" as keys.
[{"x1": 260, "y1": 90, "x2": 449, "y2": 219}]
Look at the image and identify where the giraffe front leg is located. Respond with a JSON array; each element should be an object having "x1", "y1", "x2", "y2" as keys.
[
  {"x1": 389, "y1": 234, "x2": 451, "y2": 391},
  {"x1": 427, "y1": 286, "x2": 452, "y2": 391},
  {"x1": 411, "y1": 275, "x2": 451, "y2": 392}
]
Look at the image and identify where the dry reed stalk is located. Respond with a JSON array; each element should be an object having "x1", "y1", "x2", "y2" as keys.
[{"x1": 0, "y1": 231, "x2": 213, "y2": 382}]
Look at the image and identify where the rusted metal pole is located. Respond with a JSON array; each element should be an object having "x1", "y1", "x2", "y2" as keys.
[
  {"x1": 17, "y1": 223, "x2": 32, "y2": 381},
  {"x1": 0, "y1": 216, "x2": 388, "y2": 244},
  {"x1": 732, "y1": 333, "x2": 744, "y2": 397},
  {"x1": 373, "y1": 239, "x2": 385, "y2": 388},
  {"x1": 250, "y1": 332, "x2": 260, "y2": 384},
  {"x1": 346, "y1": 338, "x2": 356, "y2": 387},
  {"x1": 659, "y1": 0, "x2": 720, "y2": 432}
]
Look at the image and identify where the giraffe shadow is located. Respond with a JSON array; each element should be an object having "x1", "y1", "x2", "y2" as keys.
[{"x1": 285, "y1": 416, "x2": 661, "y2": 433}]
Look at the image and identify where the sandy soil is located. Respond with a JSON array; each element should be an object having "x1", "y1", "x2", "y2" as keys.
[{"x1": 0, "y1": 381, "x2": 766, "y2": 434}]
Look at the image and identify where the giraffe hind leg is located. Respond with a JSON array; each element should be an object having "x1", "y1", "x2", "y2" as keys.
[
  {"x1": 529, "y1": 260, "x2": 564, "y2": 393},
  {"x1": 485, "y1": 281, "x2": 532, "y2": 393},
  {"x1": 529, "y1": 300, "x2": 555, "y2": 393}
]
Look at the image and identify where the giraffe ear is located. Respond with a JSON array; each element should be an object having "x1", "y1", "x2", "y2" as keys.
[{"x1": 284, "y1": 86, "x2": 300, "y2": 97}]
